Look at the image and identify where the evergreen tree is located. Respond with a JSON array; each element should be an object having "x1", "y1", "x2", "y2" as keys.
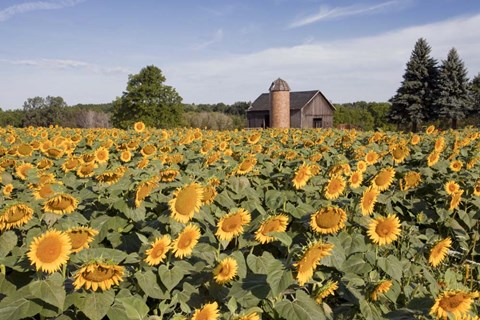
[
  {"x1": 387, "y1": 38, "x2": 438, "y2": 132},
  {"x1": 112, "y1": 65, "x2": 183, "y2": 129},
  {"x1": 434, "y1": 48, "x2": 472, "y2": 129},
  {"x1": 470, "y1": 73, "x2": 480, "y2": 118}
]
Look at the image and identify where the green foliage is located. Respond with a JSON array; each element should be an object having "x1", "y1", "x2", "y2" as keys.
[
  {"x1": 333, "y1": 101, "x2": 394, "y2": 131},
  {"x1": 22, "y1": 96, "x2": 68, "y2": 127},
  {"x1": 112, "y1": 65, "x2": 184, "y2": 129}
]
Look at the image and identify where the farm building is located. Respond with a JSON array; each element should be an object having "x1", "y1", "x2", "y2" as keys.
[{"x1": 246, "y1": 78, "x2": 335, "y2": 129}]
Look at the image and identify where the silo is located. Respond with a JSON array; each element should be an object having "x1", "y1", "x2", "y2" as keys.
[{"x1": 269, "y1": 78, "x2": 290, "y2": 128}]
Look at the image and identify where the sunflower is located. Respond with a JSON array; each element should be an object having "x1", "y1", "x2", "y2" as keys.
[
  {"x1": 349, "y1": 170, "x2": 363, "y2": 189},
  {"x1": 169, "y1": 183, "x2": 203, "y2": 223},
  {"x1": 429, "y1": 237, "x2": 452, "y2": 267},
  {"x1": 247, "y1": 132, "x2": 262, "y2": 144},
  {"x1": 237, "y1": 312, "x2": 261, "y2": 320},
  {"x1": 426, "y1": 125, "x2": 436, "y2": 134},
  {"x1": 76, "y1": 163, "x2": 96, "y2": 178},
  {"x1": 324, "y1": 175, "x2": 345, "y2": 200},
  {"x1": 119, "y1": 150, "x2": 132, "y2": 162},
  {"x1": 45, "y1": 147, "x2": 65, "y2": 159},
  {"x1": 202, "y1": 185, "x2": 217, "y2": 205},
  {"x1": 474, "y1": 180, "x2": 480, "y2": 196},
  {"x1": 216, "y1": 208, "x2": 251, "y2": 242},
  {"x1": 73, "y1": 261, "x2": 124, "y2": 291},
  {"x1": 159, "y1": 169, "x2": 179, "y2": 182},
  {"x1": 371, "y1": 167, "x2": 395, "y2": 192},
  {"x1": 367, "y1": 214, "x2": 401, "y2": 246},
  {"x1": 172, "y1": 224, "x2": 201, "y2": 259},
  {"x1": 430, "y1": 291, "x2": 477, "y2": 320},
  {"x1": 2, "y1": 183, "x2": 13, "y2": 197},
  {"x1": 410, "y1": 134, "x2": 421, "y2": 145},
  {"x1": 370, "y1": 280, "x2": 392, "y2": 301},
  {"x1": 96, "y1": 168, "x2": 126, "y2": 185},
  {"x1": 292, "y1": 164, "x2": 312, "y2": 189},
  {"x1": 135, "y1": 179, "x2": 159, "y2": 208},
  {"x1": 0, "y1": 203, "x2": 34, "y2": 231},
  {"x1": 65, "y1": 226, "x2": 98, "y2": 253},
  {"x1": 255, "y1": 214, "x2": 289, "y2": 244},
  {"x1": 450, "y1": 160, "x2": 463, "y2": 172},
  {"x1": 449, "y1": 190, "x2": 463, "y2": 211},
  {"x1": 236, "y1": 157, "x2": 257, "y2": 175},
  {"x1": 399, "y1": 171, "x2": 421, "y2": 191},
  {"x1": 15, "y1": 163, "x2": 35, "y2": 180},
  {"x1": 95, "y1": 147, "x2": 109, "y2": 164},
  {"x1": 27, "y1": 230, "x2": 72, "y2": 273},
  {"x1": 360, "y1": 187, "x2": 379, "y2": 216},
  {"x1": 144, "y1": 235, "x2": 171, "y2": 266},
  {"x1": 391, "y1": 144, "x2": 410, "y2": 163},
  {"x1": 365, "y1": 151, "x2": 379, "y2": 165},
  {"x1": 43, "y1": 193, "x2": 79, "y2": 215},
  {"x1": 310, "y1": 207, "x2": 347, "y2": 234},
  {"x1": 133, "y1": 121, "x2": 146, "y2": 132},
  {"x1": 294, "y1": 241, "x2": 334, "y2": 286},
  {"x1": 213, "y1": 257, "x2": 238, "y2": 284},
  {"x1": 315, "y1": 280, "x2": 339, "y2": 304},
  {"x1": 427, "y1": 151, "x2": 440, "y2": 167},
  {"x1": 356, "y1": 160, "x2": 368, "y2": 172},
  {"x1": 192, "y1": 302, "x2": 219, "y2": 320},
  {"x1": 445, "y1": 181, "x2": 460, "y2": 195},
  {"x1": 16, "y1": 143, "x2": 33, "y2": 157},
  {"x1": 36, "y1": 158, "x2": 53, "y2": 170},
  {"x1": 32, "y1": 183, "x2": 57, "y2": 200},
  {"x1": 61, "y1": 157, "x2": 80, "y2": 172},
  {"x1": 434, "y1": 137, "x2": 446, "y2": 152}
]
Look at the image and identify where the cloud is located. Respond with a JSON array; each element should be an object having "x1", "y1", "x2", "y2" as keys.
[
  {"x1": 193, "y1": 29, "x2": 224, "y2": 50},
  {"x1": 289, "y1": 0, "x2": 405, "y2": 28},
  {"x1": 0, "y1": 0, "x2": 85, "y2": 22},
  {"x1": 166, "y1": 14, "x2": 480, "y2": 104},
  {"x1": 0, "y1": 58, "x2": 129, "y2": 75}
]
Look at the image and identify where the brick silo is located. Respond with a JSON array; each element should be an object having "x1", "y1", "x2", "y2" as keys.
[{"x1": 269, "y1": 78, "x2": 290, "y2": 128}]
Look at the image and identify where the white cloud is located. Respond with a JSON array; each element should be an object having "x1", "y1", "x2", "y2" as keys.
[
  {"x1": 0, "y1": 0, "x2": 85, "y2": 22},
  {"x1": 289, "y1": 0, "x2": 406, "y2": 28},
  {"x1": 166, "y1": 14, "x2": 480, "y2": 104},
  {"x1": 193, "y1": 29, "x2": 224, "y2": 50}
]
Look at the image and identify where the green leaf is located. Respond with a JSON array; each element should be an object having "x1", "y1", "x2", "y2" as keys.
[
  {"x1": 118, "y1": 296, "x2": 149, "y2": 320},
  {"x1": 0, "y1": 231, "x2": 17, "y2": 257},
  {"x1": 276, "y1": 290, "x2": 326, "y2": 320},
  {"x1": 75, "y1": 291, "x2": 115, "y2": 320},
  {"x1": 28, "y1": 273, "x2": 66, "y2": 310},
  {"x1": 268, "y1": 231, "x2": 292, "y2": 247},
  {"x1": 158, "y1": 265, "x2": 185, "y2": 291},
  {"x1": 0, "y1": 273, "x2": 16, "y2": 298},
  {"x1": 341, "y1": 254, "x2": 372, "y2": 275},
  {"x1": 0, "y1": 297, "x2": 42, "y2": 320},
  {"x1": 377, "y1": 255, "x2": 403, "y2": 281},
  {"x1": 135, "y1": 270, "x2": 168, "y2": 299},
  {"x1": 265, "y1": 189, "x2": 286, "y2": 210},
  {"x1": 247, "y1": 252, "x2": 274, "y2": 274},
  {"x1": 359, "y1": 299, "x2": 381, "y2": 319},
  {"x1": 267, "y1": 259, "x2": 293, "y2": 298}
]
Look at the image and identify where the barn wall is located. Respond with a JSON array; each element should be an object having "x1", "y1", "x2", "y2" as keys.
[
  {"x1": 290, "y1": 110, "x2": 302, "y2": 128},
  {"x1": 247, "y1": 111, "x2": 270, "y2": 128},
  {"x1": 301, "y1": 95, "x2": 334, "y2": 128}
]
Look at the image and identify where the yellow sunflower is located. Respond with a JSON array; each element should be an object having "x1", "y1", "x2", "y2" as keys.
[
  {"x1": 365, "y1": 151, "x2": 379, "y2": 165},
  {"x1": 216, "y1": 208, "x2": 251, "y2": 242},
  {"x1": 96, "y1": 168, "x2": 126, "y2": 185},
  {"x1": 36, "y1": 158, "x2": 53, "y2": 170},
  {"x1": 159, "y1": 169, "x2": 179, "y2": 182},
  {"x1": 399, "y1": 171, "x2": 421, "y2": 191},
  {"x1": 292, "y1": 164, "x2": 312, "y2": 190},
  {"x1": 429, "y1": 237, "x2": 452, "y2": 267},
  {"x1": 202, "y1": 185, "x2": 217, "y2": 205},
  {"x1": 356, "y1": 160, "x2": 368, "y2": 172},
  {"x1": 427, "y1": 151, "x2": 440, "y2": 167},
  {"x1": 192, "y1": 302, "x2": 219, "y2": 320},
  {"x1": 61, "y1": 157, "x2": 80, "y2": 172},
  {"x1": 144, "y1": 235, "x2": 171, "y2": 266},
  {"x1": 349, "y1": 170, "x2": 363, "y2": 189},
  {"x1": 95, "y1": 147, "x2": 109, "y2": 164},
  {"x1": 310, "y1": 207, "x2": 347, "y2": 234},
  {"x1": 16, "y1": 143, "x2": 33, "y2": 157},
  {"x1": 27, "y1": 230, "x2": 72, "y2": 273},
  {"x1": 434, "y1": 137, "x2": 446, "y2": 152},
  {"x1": 236, "y1": 157, "x2": 257, "y2": 175},
  {"x1": 367, "y1": 214, "x2": 401, "y2": 246},
  {"x1": 247, "y1": 132, "x2": 262, "y2": 144},
  {"x1": 391, "y1": 144, "x2": 410, "y2": 163},
  {"x1": 410, "y1": 134, "x2": 421, "y2": 145},
  {"x1": 73, "y1": 261, "x2": 124, "y2": 291},
  {"x1": 426, "y1": 125, "x2": 436, "y2": 134},
  {"x1": 450, "y1": 160, "x2": 463, "y2": 172},
  {"x1": 213, "y1": 257, "x2": 238, "y2": 284},
  {"x1": 371, "y1": 167, "x2": 395, "y2": 192},
  {"x1": 474, "y1": 180, "x2": 480, "y2": 196},
  {"x1": 449, "y1": 190, "x2": 463, "y2": 211},
  {"x1": 140, "y1": 144, "x2": 157, "y2": 157},
  {"x1": 169, "y1": 183, "x2": 203, "y2": 223},
  {"x1": 430, "y1": 291, "x2": 477, "y2": 319},
  {"x1": 119, "y1": 150, "x2": 132, "y2": 163},
  {"x1": 15, "y1": 163, "x2": 35, "y2": 180},
  {"x1": 172, "y1": 224, "x2": 201, "y2": 259},
  {"x1": 371, "y1": 280, "x2": 393, "y2": 301},
  {"x1": 315, "y1": 280, "x2": 339, "y2": 304},
  {"x1": 135, "y1": 178, "x2": 159, "y2": 208},
  {"x1": 237, "y1": 312, "x2": 261, "y2": 320},
  {"x1": 254, "y1": 214, "x2": 289, "y2": 244},
  {"x1": 0, "y1": 203, "x2": 34, "y2": 231},
  {"x1": 360, "y1": 187, "x2": 379, "y2": 216},
  {"x1": 324, "y1": 175, "x2": 346, "y2": 200},
  {"x1": 65, "y1": 226, "x2": 98, "y2": 253},
  {"x1": 32, "y1": 183, "x2": 57, "y2": 200},
  {"x1": 133, "y1": 121, "x2": 146, "y2": 132},
  {"x1": 76, "y1": 163, "x2": 96, "y2": 178},
  {"x1": 43, "y1": 193, "x2": 79, "y2": 215},
  {"x1": 2, "y1": 183, "x2": 13, "y2": 197},
  {"x1": 294, "y1": 241, "x2": 334, "y2": 286},
  {"x1": 445, "y1": 181, "x2": 460, "y2": 195}
]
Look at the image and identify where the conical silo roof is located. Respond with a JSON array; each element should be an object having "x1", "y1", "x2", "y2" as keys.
[{"x1": 269, "y1": 78, "x2": 290, "y2": 92}]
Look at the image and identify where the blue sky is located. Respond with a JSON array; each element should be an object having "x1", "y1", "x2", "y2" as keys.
[{"x1": 1, "y1": 0, "x2": 480, "y2": 110}]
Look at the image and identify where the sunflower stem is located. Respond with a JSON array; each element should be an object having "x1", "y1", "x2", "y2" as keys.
[
  {"x1": 0, "y1": 264, "x2": 5, "y2": 274},
  {"x1": 62, "y1": 263, "x2": 67, "y2": 279}
]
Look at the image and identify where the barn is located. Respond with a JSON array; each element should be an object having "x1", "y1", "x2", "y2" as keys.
[{"x1": 246, "y1": 78, "x2": 335, "y2": 129}]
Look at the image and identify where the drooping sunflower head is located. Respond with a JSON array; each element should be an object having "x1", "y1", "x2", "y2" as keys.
[
  {"x1": 474, "y1": 180, "x2": 480, "y2": 196},
  {"x1": 294, "y1": 241, "x2": 334, "y2": 286},
  {"x1": 27, "y1": 229, "x2": 72, "y2": 273},
  {"x1": 400, "y1": 171, "x2": 421, "y2": 191},
  {"x1": 236, "y1": 157, "x2": 257, "y2": 175},
  {"x1": 144, "y1": 235, "x2": 171, "y2": 266},
  {"x1": 449, "y1": 190, "x2": 463, "y2": 211},
  {"x1": 169, "y1": 183, "x2": 203, "y2": 223},
  {"x1": 172, "y1": 224, "x2": 201, "y2": 259},
  {"x1": 292, "y1": 164, "x2": 312, "y2": 190},
  {"x1": 430, "y1": 290, "x2": 476, "y2": 320},
  {"x1": 213, "y1": 257, "x2": 238, "y2": 284},
  {"x1": 391, "y1": 144, "x2": 410, "y2": 163},
  {"x1": 315, "y1": 280, "x2": 339, "y2": 304},
  {"x1": 65, "y1": 226, "x2": 98, "y2": 253},
  {"x1": 310, "y1": 207, "x2": 347, "y2": 235},
  {"x1": 254, "y1": 214, "x2": 289, "y2": 244},
  {"x1": 43, "y1": 193, "x2": 79, "y2": 215},
  {"x1": 360, "y1": 187, "x2": 379, "y2": 216},
  {"x1": 133, "y1": 121, "x2": 146, "y2": 133},
  {"x1": 0, "y1": 203, "x2": 34, "y2": 231},
  {"x1": 192, "y1": 302, "x2": 219, "y2": 320},
  {"x1": 76, "y1": 163, "x2": 96, "y2": 178},
  {"x1": 434, "y1": 136, "x2": 446, "y2": 152},
  {"x1": 135, "y1": 179, "x2": 159, "y2": 208},
  {"x1": 36, "y1": 158, "x2": 53, "y2": 170},
  {"x1": 367, "y1": 214, "x2": 401, "y2": 246},
  {"x1": 73, "y1": 261, "x2": 124, "y2": 291},
  {"x1": 429, "y1": 237, "x2": 452, "y2": 267},
  {"x1": 15, "y1": 163, "x2": 35, "y2": 180},
  {"x1": 247, "y1": 132, "x2": 262, "y2": 144},
  {"x1": 370, "y1": 280, "x2": 393, "y2": 301},
  {"x1": 159, "y1": 169, "x2": 179, "y2": 182},
  {"x1": 61, "y1": 157, "x2": 80, "y2": 172},
  {"x1": 324, "y1": 175, "x2": 346, "y2": 200},
  {"x1": 371, "y1": 167, "x2": 395, "y2": 192},
  {"x1": 216, "y1": 208, "x2": 251, "y2": 242},
  {"x1": 427, "y1": 151, "x2": 440, "y2": 167}
]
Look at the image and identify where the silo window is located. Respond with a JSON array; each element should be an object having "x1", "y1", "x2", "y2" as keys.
[{"x1": 313, "y1": 118, "x2": 323, "y2": 128}]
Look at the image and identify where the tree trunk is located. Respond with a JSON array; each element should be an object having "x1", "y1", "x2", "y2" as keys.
[
  {"x1": 451, "y1": 117, "x2": 458, "y2": 130},
  {"x1": 411, "y1": 119, "x2": 418, "y2": 133}
]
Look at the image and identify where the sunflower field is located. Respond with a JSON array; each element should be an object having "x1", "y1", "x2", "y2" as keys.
[{"x1": 0, "y1": 123, "x2": 479, "y2": 320}]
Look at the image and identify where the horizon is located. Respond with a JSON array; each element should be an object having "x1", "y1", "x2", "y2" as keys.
[{"x1": 1, "y1": 0, "x2": 480, "y2": 110}]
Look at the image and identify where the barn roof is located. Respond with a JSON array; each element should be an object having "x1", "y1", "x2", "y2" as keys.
[{"x1": 247, "y1": 90, "x2": 335, "y2": 112}]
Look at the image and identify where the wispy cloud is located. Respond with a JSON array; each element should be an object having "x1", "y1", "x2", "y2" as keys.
[
  {"x1": 0, "y1": 0, "x2": 85, "y2": 22},
  {"x1": 0, "y1": 58, "x2": 129, "y2": 75},
  {"x1": 289, "y1": 0, "x2": 405, "y2": 28},
  {"x1": 193, "y1": 29, "x2": 224, "y2": 50}
]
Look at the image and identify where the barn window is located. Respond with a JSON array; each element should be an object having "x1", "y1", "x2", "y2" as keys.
[{"x1": 313, "y1": 118, "x2": 323, "y2": 128}]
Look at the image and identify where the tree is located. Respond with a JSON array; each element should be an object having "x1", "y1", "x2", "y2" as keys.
[
  {"x1": 388, "y1": 38, "x2": 438, "y2": 132},
  {"x1": 112, "y1": 65, "x2": 183, "y2": 129},
  {"x1": 333, "y1": 104, "x2": 375, "y2": 130},
  {"x1": 470, "y1": 73, "x2": 480, "y2": 118},
  {"x1": 22, "y1": 96, "x2": 68, "y2": 127},
  {"x1": 434, "y1": 48, "x2": 473, "y2": 129}
]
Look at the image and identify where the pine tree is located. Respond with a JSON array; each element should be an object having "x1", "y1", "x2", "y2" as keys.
[
  {"x1": 388, "y1": 38, "x2": 438, "y2": 132},
  {"x1": 434, "y1": 48, "x2": 472, "y2": 129},
  {"x1": 470, "y1": 73, "x2": 480, "y2": 118}
]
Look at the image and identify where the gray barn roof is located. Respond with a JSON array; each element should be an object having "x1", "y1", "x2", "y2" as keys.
[{"x1": 248, "y1": 90, "x2": 335, "y2": 112}]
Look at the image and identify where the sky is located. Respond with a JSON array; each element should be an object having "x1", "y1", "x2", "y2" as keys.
[{"x1": 1, "y1": 0, "x2": 480, "y2": 110}]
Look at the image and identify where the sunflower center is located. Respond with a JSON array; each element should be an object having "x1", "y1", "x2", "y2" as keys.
[
  {"x1": 178, "y1": 233, "x2": 193, "y2": 249},
  {"x1": 5, "y1": 206, "x2": 29, "y2": 223},
  {"x1": 351, "y1": 173, "x2": 360, "y2": 184},
  {"x1": 222, "y1": 214, "x2": 242, "y2": 232},
  {"x1": 315, "y1": 210, "x2": 341, "y2": 229},
  {"x1": 219, "y1": 264, "x2": 230, "y2": 277},
  {"x1": 36, "y1": 237, "x2": 62, "y2": 263},
  {"x1": 375, "y1": 223, "x2": 393, "y2": 237},
  {"x1": 363, "y1": 193, "x2": 375, "y2": 206},
  {"x1": 239, "y1": 159, "x2": 254, "y2": 171},
  {"x1": 263, "y1": 220, "x2": 281, "y2": 234},
  {"x1": 51, "y1": 196, "x2": 74, "y2": 210},
  {"x1": 327, "y1": 178, "x2": 343, "y2": 194},
  {"x1": 38, "y1": 185, "x2": 54, "y2": 198},
  {"x1": 83, "y1": 266, "x2": 116, "y2": 282},
  {"x1": 175, "y1": 185, "x2": 199, "y2": 216},
  {"x1": 151, "y1": 244, "x2": 167, "y2": 258},
  {"x1": 68, "y1": 231, "x2": 90, "y2": 250},
  {"x1": 439, "y1": 294, "x2": 464, "y2": 311},
  {"x1": 375, "y1": 171, "x2": 392, "y2": 187}
]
